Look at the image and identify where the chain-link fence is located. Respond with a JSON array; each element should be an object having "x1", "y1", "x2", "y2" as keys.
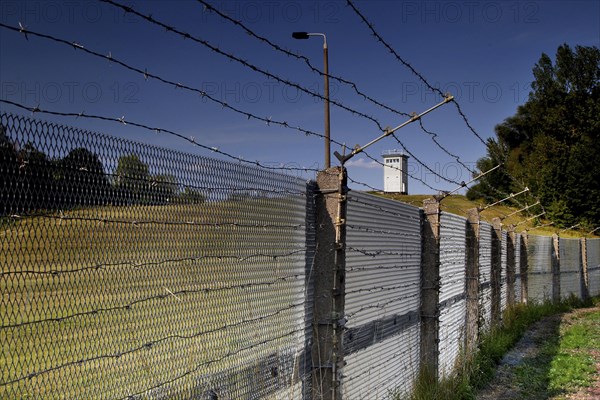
[
  {"x1": 1, "y1": 112, "x2": 598, "y2": 399},
  {"x1": 588, "y1": 239, "x2": 600, "y2": 297},
  {"x1": 559, "y1": 238, "x2": 583, "y2": 299},
  {"x1": 343, "y1": 192, "x2": 421, "y2": 398},
  {"x1": 479, "y1": 222, "x2": 493, "y2": 332},
  {"x1": 526, "y1": 235, "x2": 554, "y2": 303},
  {"x1": 438, "y1": 212, "x2": 467, "y2": 376},
  {"x1": 1, "y1": 113, "x2": 310, "y2": 399}
]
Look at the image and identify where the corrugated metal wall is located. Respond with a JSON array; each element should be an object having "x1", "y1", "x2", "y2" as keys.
[
  {"x1": 479, "y1": 223, "x2": 493, "y2": 331},
  {"x1": 343, "y1": 192, "x2": 421, "y2": 398},
  {"x1": 500, "y1": 231, "x2": 508, "y2": 312},
  {"x1": 527, "y1": 235, "x2": 554, "y2": 302},
  {"x1": 587, "y1": 239, "x2": 600, "y2": 297},
  {"x1": 515, "y1": 233, "x2": 522, "y2": 302},
  {"x1": 559, "y1": 238, "x2": 582, "y2": 299},
  {"x1": 438, "y1": 212, "x2": 467, "y2": 376}
]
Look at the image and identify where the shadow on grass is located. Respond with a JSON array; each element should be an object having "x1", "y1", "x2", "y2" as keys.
[{"x1": 511, "y1": 313, "x2": 563, "y2": 400}]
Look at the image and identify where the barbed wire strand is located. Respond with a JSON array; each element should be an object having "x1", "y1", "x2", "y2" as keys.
[
  {"x1": 4, "y1": 211, "x2": 306, "y2": 230},
  {"x1": 344, "y1": 0, "x2": 544, "y2": 209},
  {"x1": 196, "y1": 0, "x2": 412, "y2": 118},
  {"x1": 2, "y1": 275, "x2": 304, "y2": 330},
  {"x1": 100, "y1": 0, "x2": 387, "y2": 132},
  {"x1": 97, "y1": 2, "x2": 478, "y2": 191},
  {"x1": 0, "y1": 99, "x2": 319, "y2": 173},
  {"x1": 3, "y1": 308, "x2": 304, "y2": 387},
  {"x1": 344, "y1": 0, "x2": 487, "y2": 146},
  {"x1": 199, "y1": 0, "x2": 484, "y2": 184},
  {"x1": 0, "y1": 22, "x2": 471, "y2": 193}
]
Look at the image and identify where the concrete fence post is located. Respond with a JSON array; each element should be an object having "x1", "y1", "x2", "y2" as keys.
[
  {"x1": 520, "y1": 232, "x2": 529, "y2": 304},
  {"x1": 465, "y1": 208, "x2": 480, "y2": 354},
  {"x1": 506, "y1": 226, "x2": 516, "y2": 307},
  {"x1": 581, "y1": 238, "x2": 589, "y2": 300},
  {"x1": 312, "y1": 167, "x2": 347, "y2": 400},
  {"x1": 420, "y1": 198, "x2": 441, "y2": 379},
  {"x1": 491, "y1": 218, "x2": 502, "y2": 326},
  {"x1": 552, "y1": 234, "x2": 561, "y2": 303}
]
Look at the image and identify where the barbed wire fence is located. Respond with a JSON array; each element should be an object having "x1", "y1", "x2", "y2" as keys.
[
  {"x1": 1, "y1": 1, "x2": 597, "y2": 399},
  {"x1": 1, "y1": 112, "x2": 599, "y2": 400}
]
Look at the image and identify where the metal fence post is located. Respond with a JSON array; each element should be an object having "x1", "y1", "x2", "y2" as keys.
[
  {"x1": 312, "y1": 167, "x2": 347, "y2": 400},
  {"x1": 465, "y1": 208, "x2": 480, "y2": 354},
  {"x1": 491, "y1": 218, "x2": 502, "y2": 326},
  {"x1": 520, "y1": 232, "x2": 529, "y2": 304},
  {"x1": 580, "y1": 238, "x2": 589, "y2": 300},
  {"x1": 506, "y1": 226, "x2": 516, "y2": 306},
  {"x1": 552, "y1": 234, "x2": 561, "y2": 303},
  {"x1": 420, "y1": 198, "x2": 440, "y2": 379}
]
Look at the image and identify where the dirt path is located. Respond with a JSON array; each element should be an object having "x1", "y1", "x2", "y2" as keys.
[{"x1": 476, "y1": 306, "x2": 600, "y2": 400}]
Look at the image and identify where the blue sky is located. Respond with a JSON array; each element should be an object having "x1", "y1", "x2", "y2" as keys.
[{"x1": 1, "y1": 0, "x2": 598, "y2": 194}]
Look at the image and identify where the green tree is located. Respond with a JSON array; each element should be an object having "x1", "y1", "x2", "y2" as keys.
[
  {"x1": 152, "y1": 174, "x2": 179, "y2": 204},
  {"x1": 114, "y1": 154, "x2": 150, "y2": 204},
  {"x1": 178, "y1": 187, "x2": 206, "y2": 204},
  {"x1": 16, "y1": 142, "x2": 54, "y2": 211},
  {"x1": 0, "y1": 125, "x2": 18, "y2": 214},
  {"x1": 467, "y1": 44, "x2": 600, "y2": 228},
  {"x1": 57, "y1": 148, "x2": 109, "y2": 207}
]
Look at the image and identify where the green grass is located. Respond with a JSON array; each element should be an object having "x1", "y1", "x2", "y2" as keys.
[
  {"x1": 512, "y1": 307, "x2": 600, "y2": 399},
  {"x1": 547, "y1": 308, "x2": 599, "y2": 397},
  {"x1": 406, "y1": 297, "x2": 596, "y2": 400},
  {"x1": 1, "y1": 200, "x2": 306, "y2": 399},
  {"x1": 371, "y1": 193, "x2": 598, "y2": 238}
]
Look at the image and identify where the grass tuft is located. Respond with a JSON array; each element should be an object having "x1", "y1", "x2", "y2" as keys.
[{"x1": 405, "y1": 296, "x2": 596, "y2": 400}]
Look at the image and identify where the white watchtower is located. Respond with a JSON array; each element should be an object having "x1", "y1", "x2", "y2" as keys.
[{"x1": 383, "y1": 150, "x2": 409, "y2": 194}]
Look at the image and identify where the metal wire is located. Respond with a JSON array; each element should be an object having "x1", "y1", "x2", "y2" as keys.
[
  {"x1": 1, "y1": 109, "x2": 592, "y2": 399},
  {"x1": 0, "y1": 112, "x2": 310, "y2": 399},
  {"x1": 559, "y1": 238, "x2": 582, "y2": 299},
  {"x1": 0, "y1": 20, "x2": 460, "y2": 193},
  {"x1": 587, "y1": 239, "x2": 600, "y2": 297},
  {"x1": 345, "y1": 0, "x2": 488, "y2": 147},
  {"x1": 343, "y1": 191, "x2": 421, "y2": 398},
  {"x1": 99, "y1": 0, "x2": 387, "y2": 133}
]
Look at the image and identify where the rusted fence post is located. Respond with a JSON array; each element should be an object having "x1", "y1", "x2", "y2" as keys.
[
  {"x1": 491, "y1": 218, "x2": 502, "y2": 326},
  {"x1": 506, "y1": 226, "x2": 516, "y2": 306},
  {"x1": 520, "y1": 232, "x2": 529, "y2": 304},
  {"x1": 420, "y1": 198, "x2": 441, "y2": 379},
  {"x1": 312, "y1": 167, "x2": 347, "y2": 400},
  {"x1": 465, "y1": 208, "x2": 480, "y2": 354},
  {"x1": 581, "y1": 238, "x2": 589, "y2": 300},
  {"x1": 552, "y1": 234, "x2": 561, "y2": 303}
]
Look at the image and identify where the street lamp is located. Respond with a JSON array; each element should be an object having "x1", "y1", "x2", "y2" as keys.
[{"x1": 292, "y1": 31, "x2": 331, "y2": 168}]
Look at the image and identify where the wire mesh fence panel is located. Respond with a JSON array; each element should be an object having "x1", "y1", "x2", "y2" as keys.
[
  {"x1": 586, "y1": 239, "x2": 600, "y2": 297},
  {"x1": 559, "y1": 238, "x2": 582, "y2": 300},
  {"x1": 500, "y1": 231, "x2": 508, "y2": 312},
  {"x1": 479, "y1": 222, "x2": 493, "y2": 332},
  {"x1": 515, "y1": 233, "x2": 522, "y2": 303},
  {"x1": 438, "y1": 212, "x2": 466, "y2": 377},
  {"x1": 343, "y1": 192, "x2": 421, "y2": 399},
  {"x1": 0, "y1": 113, "x2": 310, "y2": 400},
  {"x1": 527, "y1": 235, "x2": 554, "y2": 303}
]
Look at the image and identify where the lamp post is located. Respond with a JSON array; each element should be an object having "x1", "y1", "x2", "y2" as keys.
[{"x1": 292, "y1": 31, "x2": 331, "y2": 168}]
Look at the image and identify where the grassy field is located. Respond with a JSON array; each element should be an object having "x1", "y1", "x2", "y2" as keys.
[
  {"x1": 515, "y1": 305, "x2": 600, "y2": 399},
  {"x1": 373, "y1": 194, "x2": 597, "y2": 238},
  {"x1": 1, "y1": 200, "x2": 307, "y2": 399}
]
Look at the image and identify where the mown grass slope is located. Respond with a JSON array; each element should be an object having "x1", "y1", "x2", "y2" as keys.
[
  {"x1": 1, "y1": 199, "x2": 306, "y2": 399},
  {"x1": 371, "y1": 193, "x2": 596, "y2": 238}
]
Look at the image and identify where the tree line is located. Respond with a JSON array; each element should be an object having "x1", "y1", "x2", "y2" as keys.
[
  {"x1": 467, "y1": 44, "x2": 600, "y2": 230},
  {"x1": 0, "y1": 125, "x2": 206, "y2": 215}
]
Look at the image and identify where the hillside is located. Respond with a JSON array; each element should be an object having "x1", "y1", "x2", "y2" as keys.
[{"x1": 370, "y1": 193, "x2": 597, "y2": 238}]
